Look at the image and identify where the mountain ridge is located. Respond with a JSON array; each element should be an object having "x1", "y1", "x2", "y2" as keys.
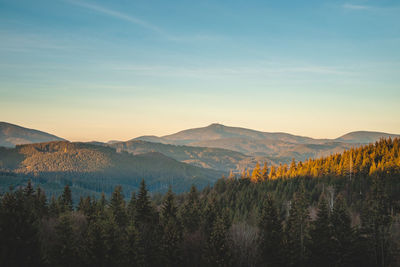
[
  {"x1": 0, "y1": 122, "x2": 65, "y2": 147},
  {"x1": 134, "y1": 123, "x2": 399, "y2": 145},
  {"x1": 132, "y1": 124, "x2": 399, "y2": 163},
  {"x1": 2, "y1": 122, "x2": 399, "y2": 172}
]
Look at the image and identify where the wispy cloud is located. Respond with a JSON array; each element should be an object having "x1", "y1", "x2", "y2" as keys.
[
  {"x1": 106, "y1": 63, "x2": 355, "y2": 78},
  {"x1": 343, "y1": 3, "x2": 370, "y2": 10},
  {"x1": 66, "y1": 0, "x2": 221, "y2": 42},
  {"x1": 67, "y1": 0, "x2": 166, "y2": 35}
]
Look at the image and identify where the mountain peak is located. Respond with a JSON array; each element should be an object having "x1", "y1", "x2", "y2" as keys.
[{"x1": 208, "y1": 123, "x2": 224, "y2": 128}]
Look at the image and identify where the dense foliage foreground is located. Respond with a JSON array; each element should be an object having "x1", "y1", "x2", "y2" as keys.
[{"x1": 0, "y1": 138, "x2": 399, "y2": 266}]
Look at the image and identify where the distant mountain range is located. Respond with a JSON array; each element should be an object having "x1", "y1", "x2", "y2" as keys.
[
  {"x1": 0, "y1": 122, "x2": 65, "y2": 147},
  {"x1": 1, "y1": 121, "x2": 399, "y2": 194},
  {"x1": 133, "y1": 123, "x2": 400, "y2": 164}
]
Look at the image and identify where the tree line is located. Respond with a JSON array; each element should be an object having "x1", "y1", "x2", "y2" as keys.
[
  {"x1": 0, "y1": 176, "x2": 398, "y2": 266},
  {"x1": 0, "y1": 138, "x2": 399, "y2": 266},
  {"x1": 236, "y1": 137, "x2": 400, "y2": 182}
]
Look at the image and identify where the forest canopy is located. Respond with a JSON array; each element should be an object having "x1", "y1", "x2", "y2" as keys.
[{"x1": 0, "y1": 138, "x2": 399, "y2": 266}]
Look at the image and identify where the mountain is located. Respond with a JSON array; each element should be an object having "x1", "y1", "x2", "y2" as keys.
[
  {"x1": 335, "y1": 131, "x2": 400, "y2": 144},
  {"x1": 154, "y1": 123, "x2": 318, "y2": 144},
  {"x1": 134, "y1": 124, "x2": 399, "y2": 164},
  {"x1": 134, "y1": 123, "x2": 323, "y2": 148},
  {"x1": 0, "y1": 122, "x2": 65, "y2": 147},
  {"x1": 0, "y1": 141, "x2": 223, "y2": 196},
  {"x1": 109, "y1": 140, "x2": 270, "y2": 172},
  {"x1": 2, "y1": 122, "x2": 398, "y2": 177}
]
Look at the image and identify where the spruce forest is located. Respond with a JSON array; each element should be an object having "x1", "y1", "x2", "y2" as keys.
[{"x1": 1, "y1": 138, "x2": 399, "y2": 266}]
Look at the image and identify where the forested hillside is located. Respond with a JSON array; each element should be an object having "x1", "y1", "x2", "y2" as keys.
[
  {"x1": 109, "y1": 140, "x2": 270, "y2": 172},
  {"x1": 1, "y1": 138, "x2": 399, "y2": 266},
  {"x1": 0, "y1": 141, "x2": 223, "y2": 198},
  {"x1": 239, "y1": 137, "x2": 400, "y2": 182}
]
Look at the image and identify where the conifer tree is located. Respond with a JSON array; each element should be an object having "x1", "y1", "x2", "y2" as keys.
[
  {"x1": 84, "y1": 216, "x2": 107, "y2": 265},
  {"x1": 135, "y1": 179, "x2": 153, "y2": 224},
  {"x1": 78, "y1": 196, "x2": 94, "y2": 219},
  {"x1": 135, "y1": 179, "x2": 161, "y2": 267},
  {"x1": 34, "y1": 186, "x2": 48, "y2": 218},
  {"x1": 161, "y1": 187, "x2": 178, "y2": 223},
  {"x1": 289, "y1": 158, "x2": 297, "y2": 177},
  {"x1": 24, "y1": 179, "x2": 35, "y2": 198},
  {"x1": 50, "y1": 213, "x2": 76, "y2": 267},
  {"x1": 101, "y1": 214, "x2": 125, "y2": 266},
  {"x1": 309, "y1": 195, "x2": 334, "y2": 267},
  {"x1": 205, "y1": 215, "x2": 232, "y2": 267},
  {"x1": 84, "y1": 212, "x2": 125, "y2": 266},
  {"x1": 60, "y1": 184, "x2": 73, "y2": 212},
  {"x1": 180, "y1": 185, "x2": 201, "y2": 233},
  {"x1": 0, "y1": 189, "x2": 41, "y2": 267},
  {"x1": 269, "y1": 165, "x2": 276, "y2": 179},
  {"x1": 361, "y1": 176, "x2": 393, "y2": 267},
  {"x1": 97, "y1": 192, "x2": 107, "y2": 214},
  {"x1": 257, "y1": 195, "x2": 283, "y2": 266},
  {"x1": 125, "y1": 221, "x2": 139, "y2": 265},
  {"x1": 49, "y1": 194, "x2": 60, "y2": 217},
  {"x1": 202, "y1": 196, "x2": 219, "y2": 237},
  {"x1": 160, "y1": 187, "x2": 182, "y2": 266},
  {"x1": 284, "y1": 183, "x2": 310, "y2": 266},
  {"x1": 331, "y1": 194, "x2": 355, "y2": 266},
  {"x1": 251, "y1": 162, "x2": 262, "y2": 183},
  {"x1": 179, "y1": 185, "x2": 203, "y2": 267},
  {"x1": 127, "y1": 191, "x2": 137, "y2": 220},
  {"x1": 110, "y1": 185, "x2": 127, "y2": 229},
  {"x1": 261, "y1": 162, "x2": 269, "y2": 181}
]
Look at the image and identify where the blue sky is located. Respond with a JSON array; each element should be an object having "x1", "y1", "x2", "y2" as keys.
[{"x1": 1, "y1": 0, "x2": 399, "y2": 141}]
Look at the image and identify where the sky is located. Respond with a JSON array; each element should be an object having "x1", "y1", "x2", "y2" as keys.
[{"x1": 0, "y1": 0, "x2": 399, "y2": 141}]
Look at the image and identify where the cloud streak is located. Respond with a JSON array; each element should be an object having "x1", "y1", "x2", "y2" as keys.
[
  {"x1": 66, "y1": 0, "x2": 220, "y2": 42},
  {"x1": 67, "y1": 0, "x2": 166, "y2": 34},
  {"x1": 106, "y1": 63, "x2": 355, "y2": 78},
  {"x1": 343, "y1": 3, "x2": 370, "y2": 10}
]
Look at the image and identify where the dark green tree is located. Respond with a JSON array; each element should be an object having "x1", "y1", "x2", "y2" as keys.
[
  {"x1": 202, "y1": 196, "x2": 219, "y2": 237},
  {"x1": 160, "y1": 187, "x2": 182, "y2": 266},
  {"x1": 0, "y1": 189, "x2": 41, "y2": 267},
  {"x1": 361, "y1": 176, "x2": 394, "y2": 267},
  {"x1": 308, "y1": 195, "x2": 335, "y2": 267},
  {"x1": 49, "y1": 213, "x2": 76, "y2": 267},
  {"x1": 135, "y1": 179, "x2": 161, "y2": 267},
  {"x1": 179, "y1": 185, "x2": 201, "y2": 233},
  {"x1": 34, "y1": 186, "x2": 48, "y2": 218},
  {"x1": 60, "y1": 184, "x2": 73, "y2": 212},
  {"x1": 78, "y1": 196, "x2": 95, "y2": 219},
  {"x1": 331, "y1": 194, "x2": 355, "y2": 267},
  {"x1": 24, "y1": 179, "x2": 35, "y2": 198},
  {"x1": 284, "y1": 183, "x2": 310, "y2": 266},
  {"x1": 205, "y1": 215, "x2": 232, "y2": 267},
  {"x1": 257, "y1": 195, "x2": 283, "y2": 266},
  {"x1": 49, "y1": 194, "x2": 60, "y2": 217},
  {"x1": 124, "y1": 221, "x2": 139, "y2": 266},
  {"x1": 127, "y1": 191, "x2": 137, "y2": 220},
  {"x1": 110, "y1": 185, "x2": 127, "y2": 228}
]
